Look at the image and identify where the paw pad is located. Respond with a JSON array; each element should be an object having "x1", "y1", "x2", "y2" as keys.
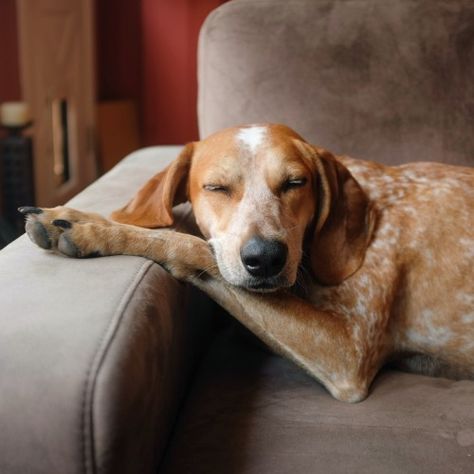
[
  {"x1": 58, "y1": 234, "x2": 79, "y2": 257},
  {"x1": 52, "y1": 219, "x2": 72, "y2": 229},
  {"x1": 19, "y1": 205, "x2": 107, "y2": 259},
  {"x1": 27, "y1": 221, "x2": 51, "y2": 249}
]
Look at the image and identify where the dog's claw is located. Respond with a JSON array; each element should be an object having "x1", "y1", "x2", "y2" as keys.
[
  {"x1": 53, "y1": 219, "x2": 72, "y2": 229},
  {"x1": 18, "y1": 206, "x2": 43, "y2": 215}
]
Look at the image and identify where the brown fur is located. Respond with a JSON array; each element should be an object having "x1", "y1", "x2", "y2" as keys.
[{"x1": 22, "y1": 124, "x2": 474, "y2": 402}]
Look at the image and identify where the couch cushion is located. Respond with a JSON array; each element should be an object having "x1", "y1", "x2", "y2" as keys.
[
  {"x1": 198, "y1": 0, "x2": 474, "y2": 166},
  {"x1": 160, "y1": 329, "x2": 474, "y2": 474},
  {"x1": 0, "y1": 147, "x2": 215, "y2": 474}
]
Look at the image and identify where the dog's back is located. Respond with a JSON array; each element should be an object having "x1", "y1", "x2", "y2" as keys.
[{"x1": 308, "y1": 157, "x2": 474, "y2": 378}]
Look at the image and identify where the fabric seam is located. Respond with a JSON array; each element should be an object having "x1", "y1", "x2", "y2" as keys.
[{"x1": 81, "y1": 259, "x2": 155, "y2": 474}]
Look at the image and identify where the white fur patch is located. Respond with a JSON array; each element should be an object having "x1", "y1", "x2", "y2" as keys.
[{"x1": 236, "y1": 126, "x2": 267, "y2": 154}]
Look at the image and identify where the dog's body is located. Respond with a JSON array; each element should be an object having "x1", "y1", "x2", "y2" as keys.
[
  {"x1": 21, "y1": 124, "x2": 474, "y2": 402},
  {"x1": 309, "y1": 156, "x2": 474, "y2": 381}
]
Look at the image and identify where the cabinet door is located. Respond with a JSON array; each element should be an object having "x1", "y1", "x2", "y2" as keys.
[{"x1": 17, "y1": 0, "x2": 97, "y2": 206}]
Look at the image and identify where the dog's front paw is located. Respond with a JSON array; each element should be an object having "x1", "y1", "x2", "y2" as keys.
[{"x1": 19, "y1": 206, "x2": 110, "y2": 258}]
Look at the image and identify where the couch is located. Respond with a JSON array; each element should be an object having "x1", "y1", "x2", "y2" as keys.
[{"x1": 1, "y1": 1, "x2": 473, "y2": 473}]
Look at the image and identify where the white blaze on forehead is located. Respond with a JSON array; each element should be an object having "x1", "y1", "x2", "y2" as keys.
[{"x1": 236, "y1": 126, "x2": 267, "y2": 154}]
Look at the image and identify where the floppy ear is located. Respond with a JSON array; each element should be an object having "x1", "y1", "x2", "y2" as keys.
[
  {"x1": 296, "y1": 141, "x2": 376, "y2": 285},
  {"x1": 111, "y1": 143, "x2": 194, "y2": 228}
]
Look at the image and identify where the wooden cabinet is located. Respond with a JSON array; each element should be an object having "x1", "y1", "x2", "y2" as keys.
[{"x1": 17, "y1": 0, "x2": 97, "y2": 206}]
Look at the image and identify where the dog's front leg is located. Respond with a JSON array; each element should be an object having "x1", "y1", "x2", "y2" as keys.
[
  {"x1": 191, "y1": 280, "x2": 374, "y2": 403},
  {"x1": 22, "y1": 206, "x2": 374, "y2": 402},
  {"x1": 20, "y1": 206, "x2": 219, "y2": 281}
]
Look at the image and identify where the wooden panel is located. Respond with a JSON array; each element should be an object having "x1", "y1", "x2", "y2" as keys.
[
  {"x1": 96, "y1": 100, "x2": 140, "y2": 173},
  {"x1": 17, "y1": 0, "x2": 97, "y2": 206}
]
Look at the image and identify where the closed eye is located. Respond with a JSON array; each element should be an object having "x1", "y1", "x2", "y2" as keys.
[
  {"x1": 281, "y1": 177, "x2": 307, "y2": 193},
  {"x1": 203, "y1": 184, "x2": 230, "y2": 194}
]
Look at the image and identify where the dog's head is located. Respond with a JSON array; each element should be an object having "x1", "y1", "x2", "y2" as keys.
[{"x1": 112, "y1": 124, "x2": 374, "y2": 290}]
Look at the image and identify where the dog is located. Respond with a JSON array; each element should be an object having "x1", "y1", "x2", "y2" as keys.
[{"x1": 20, "y1": 123, "x2": 474, "y2": 402}]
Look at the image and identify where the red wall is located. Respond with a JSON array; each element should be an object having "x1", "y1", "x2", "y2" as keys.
[
  {"x1": 96, "y1": 0, "x2": 142, "y2": 103},
  {"x1": 141, "y1": 0, "x2": 226, "y2": 145},
  {"x1": 96, "y1": 0, "x2": 227, "y2": 146},
  {"x1": 0, "y1": 0, "x2": 21, "y2": 104}
]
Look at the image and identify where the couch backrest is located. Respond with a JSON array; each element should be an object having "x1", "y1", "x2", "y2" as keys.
[{"x1": 198, "y1": 0, "x2": 474, "y2": 166}]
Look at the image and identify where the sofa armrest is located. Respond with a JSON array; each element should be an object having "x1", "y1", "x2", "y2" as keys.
[{"x1": 0, "y1": 147, "x2": 214, "y2": 474}]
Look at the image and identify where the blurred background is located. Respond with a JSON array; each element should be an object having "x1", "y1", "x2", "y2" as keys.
[{"x1": 0, "y1": 0, "x2": 229, "y2": 247}]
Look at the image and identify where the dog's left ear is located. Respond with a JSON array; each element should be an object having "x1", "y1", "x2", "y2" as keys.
[
  {"x1": 111, "y1": 143, "x2": 194, "y2": 228},
  {"x1": 295, "y1": 141, "x2": 376, "y2": 285}
]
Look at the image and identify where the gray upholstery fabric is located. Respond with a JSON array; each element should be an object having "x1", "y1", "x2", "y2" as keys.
[
  {"x1": 155, "y1": 2, "x2": 474, "y2": 472},
  {"x1": 161, "y1": 330, "x2": 474, "y2": 474},
  {"x1": 198, "y1": 0, "x2": 474, "y2": 166},
  {"x1": 2, "y1": 1, "x2": 474, "y2": 473},
  {"x1": 0, "y1": 147, "x2": 214, "y2": 474}
]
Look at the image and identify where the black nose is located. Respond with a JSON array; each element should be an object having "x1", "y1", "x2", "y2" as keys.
[{"x1": 240, "y1": 237, "x2": 288, "y2": 278}]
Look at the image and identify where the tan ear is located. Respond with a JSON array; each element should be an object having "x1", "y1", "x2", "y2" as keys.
[
  {"x1": 296, "y1": 141, "x2": 376, "y2": 285},
  {"x1": 111, "y1": 143, "x2": 194, "y2": 228}
]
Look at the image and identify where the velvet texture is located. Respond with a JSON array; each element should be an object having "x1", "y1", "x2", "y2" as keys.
[
  {"x1": 2, "y1": 1, "x2": 474, "y2": 472},
  {"x1": 159, "y1": 0, "x2": 474, "y2": 471},
  {"x1": 0, "y1": 148, "x2": 214, "y2": 474},
  {"x1": 198, "y1": 0, "x2": 474, "y2": 166},
  {"x1": 161, "y1": 330, "x2": 474, "y2": 473}
]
